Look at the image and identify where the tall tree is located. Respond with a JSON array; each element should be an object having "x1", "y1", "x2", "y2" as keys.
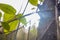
[{"x1": 37, "y1": 0, "x2": 57, "y2": 40}]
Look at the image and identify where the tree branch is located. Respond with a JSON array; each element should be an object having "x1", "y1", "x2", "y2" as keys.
[
  {"x1": 7, "y1": 12, "x2": 36, "y2": 23},
  {"x1": 7, "y1": 26, "x2": 24, "y2": 35}
]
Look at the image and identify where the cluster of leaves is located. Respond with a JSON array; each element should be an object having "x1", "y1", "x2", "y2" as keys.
[
  {"x1": 0, "y1": 3, "x2": 27, "y2": 34},
  {"x1": 0, "y1": 0, "x2": 44, "y2": 35}
]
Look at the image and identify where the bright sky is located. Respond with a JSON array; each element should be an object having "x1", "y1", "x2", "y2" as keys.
[{"x1": 0, "y1": 0, "x2": 40, "y2": 30}]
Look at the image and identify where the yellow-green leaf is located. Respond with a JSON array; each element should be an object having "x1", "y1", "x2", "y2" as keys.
[
  {"x1": 0, "y1": 3, "x2": 16, "y2": 14},
  {"x1": 29, "y1": 0, "x2": 38, "y2": 6},
  {"x1": 9, "y1": 20, "x2": 19, "y2": 31},
  {"x1": 3, "y1": 13, "x2": 15, "y2": 22}
]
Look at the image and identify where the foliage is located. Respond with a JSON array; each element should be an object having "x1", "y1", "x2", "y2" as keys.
[
  {"x1": 0, "y1": 0, "x2": 44, "y2": 40},
  {"x1": 0, "y1": 3, "x2": 27, "y2": 34},
  {"x1": 16, "y1": 14, "x2": 27, "y2": 25},
  {"x1": 0, "y1": 3, "x2": 16, "y2": 14}
]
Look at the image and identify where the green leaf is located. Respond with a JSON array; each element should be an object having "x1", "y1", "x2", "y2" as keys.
[
  {"x1": 9, "y1": 20, "x2": 19, "y2": 31},
  {"x1": 1, "y1": 22, "x2": 10, "y2": 31},
  {"x1": 20, "y1": 18, "x2": 27, "y2": 25},
  {"x1": 16, "y1": 14, "x2": 27, "y2": 25},
  {"x1": 0, "y1": 3, "x2": 16, "y2": 14},
  {"x1": 0, "y1": 3, "x2": 27, "y2": 34},
  {"x1": 3, "y1": 13, "x2": 15, "y2": 22},
  {"x1": 0, "y1": 12, "x2": 2, "y2": 18},
  {"x1": 29, "y1": 0, "x2": 38, "y2": 6},
  {"x1": 39, "y1": 0, "x2": 44, "y2": 2}
]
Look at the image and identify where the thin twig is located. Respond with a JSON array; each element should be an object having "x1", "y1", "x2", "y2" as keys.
[
  {"x1": 7, "y1": 26, "x2": 24, "y2": 35},
  {"x1": 7, "y1": 12, "x2": 36, "y2": 23},
  {"x1": 22, "y1": 0, "x2": 29, "y2": 14}
]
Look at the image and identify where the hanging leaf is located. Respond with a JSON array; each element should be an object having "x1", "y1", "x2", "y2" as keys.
[
  {"x1": 29, "y1": 0, "x2": 38, "y2": 6},
  {"x1": 1, "y1": 22, "x2": 10, "y2": 31},
  {"x1": 0, "y1": 12, "x2": 2, "y2": 18},
  {"x1": 0, "y1": 3, "x2": 16, "y2": 14}
]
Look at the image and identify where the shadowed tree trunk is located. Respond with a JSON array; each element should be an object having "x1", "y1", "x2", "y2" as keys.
[{"x1": 37, "y1": 0, "x2": 57, "y2": 40}]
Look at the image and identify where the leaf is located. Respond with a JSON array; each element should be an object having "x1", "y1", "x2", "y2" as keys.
[
  {"x1": 20, "y1": 18, "x2": 27, "y2": 25},
  {"x1": 16, "y1": 14, "x2": 27, "y2": 25},
  {"x1": 0, "y1": 3, "x2": 16, "y2": 14},
  {"x1": 29, "y1": 0, "x2": 38, "y2": 6},
  {"x1": 9, "y1": 20, "x2": 19, "y2": 31},
  {"x1": 3, "y1": 13, "x2": 15, "y2": 22},
  {"x1": 1, "y1": 22, "x2": 10, "y2": 31},
  {"x1": 31, "y1": 7, "x2": 35, "y2": 10},
  {"x1": 39, "y1": 0, "x2": 44, "y2": 2},
  {"x1": 0, "y1": 12, "x2": 2, "y2": 18}
]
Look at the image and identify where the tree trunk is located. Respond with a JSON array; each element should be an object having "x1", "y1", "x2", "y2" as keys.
[{"x1": 37, "y1": 0, "x2": 57, "y2": 40}]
